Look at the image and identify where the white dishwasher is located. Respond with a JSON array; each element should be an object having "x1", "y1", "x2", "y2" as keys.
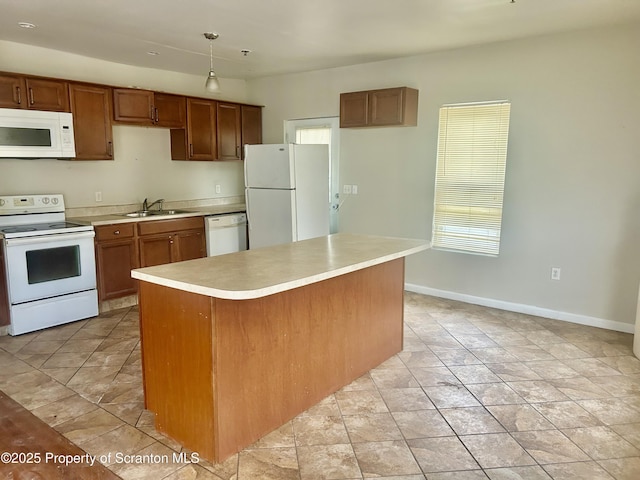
[{"x1": 205, "y1": 213, "x2": 248, "y2": 256}]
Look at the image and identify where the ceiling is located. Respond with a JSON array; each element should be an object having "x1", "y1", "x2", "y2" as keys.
[{"x1": 1, "y1": 0, "x2": 639, "y2": 80}]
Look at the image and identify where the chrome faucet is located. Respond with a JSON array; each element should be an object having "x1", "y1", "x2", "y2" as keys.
[{"x1": 142, "y1": 198, "x2": 164, "y2": 211}]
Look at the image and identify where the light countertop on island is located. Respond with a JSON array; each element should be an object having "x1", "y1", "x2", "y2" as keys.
[{"x1": 131, "y1": 233, "x2": 429, "y2": 300}]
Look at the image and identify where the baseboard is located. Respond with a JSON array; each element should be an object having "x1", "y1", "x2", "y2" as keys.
[{"x1": 405, "y1": 283, "x2": 635, "y2": 334}]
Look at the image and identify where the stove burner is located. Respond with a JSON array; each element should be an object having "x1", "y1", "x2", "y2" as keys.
[
  {"x1": 2, "y1": 226, "x2": 38, "y2": 233},
  {"x1": 48, "y1": 222, "x2": 82, "y2": 229}
]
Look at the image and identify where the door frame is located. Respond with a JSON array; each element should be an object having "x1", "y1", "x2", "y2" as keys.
[{"x1": 284, "y1": 117, "x2": 340, "y2": 233}]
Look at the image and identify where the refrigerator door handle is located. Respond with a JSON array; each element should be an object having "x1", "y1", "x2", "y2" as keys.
[{"x1": 244, "y1": 188, "x2": 251, "y2": 232}]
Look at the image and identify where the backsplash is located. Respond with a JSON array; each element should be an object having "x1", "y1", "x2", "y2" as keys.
[{"x1": 65, "y1": 195, "x2": 245, "y2": 218}]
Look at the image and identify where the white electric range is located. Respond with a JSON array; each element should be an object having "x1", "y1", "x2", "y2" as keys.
[{"x1": 0, "y1": 194, "x2": 98, "y2": 335}]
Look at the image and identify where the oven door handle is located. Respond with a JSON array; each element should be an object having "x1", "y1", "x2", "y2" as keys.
[{"x1": 4, "y1": 230, "x2": 95, "y2": 247}]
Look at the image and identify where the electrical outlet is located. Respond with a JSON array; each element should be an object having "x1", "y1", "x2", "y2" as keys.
[
  {"x1": 215, "y1": 184, "x2": 221, "y2": 194},
  {"x1": 343, "y1": 185, "x2": 352, "y2": 194},
  {"x1": 95, "y1": 191, "x2": 102, "y2": 202},
  {"x1": 551, "y1": 267, "x2": 561, "y2": 281},
  {"x1": 352, "y1": 185, "x2": 358, "y2": 195}
]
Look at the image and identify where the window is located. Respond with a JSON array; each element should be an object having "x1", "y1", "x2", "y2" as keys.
[{"x1": 432, "y1": 101, "x2": 511, "y2": 256}]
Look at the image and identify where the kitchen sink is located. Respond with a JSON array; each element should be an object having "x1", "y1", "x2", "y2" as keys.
[
  {"x1": 122, "y1": 209, "x2": 191, "y2": 218},
  {"x1": 155, "y1": 209, "x2": 191, "y2": 215},
  {"x1": 124, "y1": 211, "x2": 152, "y2": 217}
]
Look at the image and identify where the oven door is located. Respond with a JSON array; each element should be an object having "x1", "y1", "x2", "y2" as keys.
[{"x1": 4, "y1": 230, "x2": 96, "y2": 304}]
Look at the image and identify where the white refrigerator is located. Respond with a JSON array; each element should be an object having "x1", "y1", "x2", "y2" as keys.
[{"x1": 244, "y1": 143, "x2": 330, "y2": 249}]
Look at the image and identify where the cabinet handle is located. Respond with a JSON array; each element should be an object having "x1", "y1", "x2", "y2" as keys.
[
  {"x1": 15, "y1": 86, "x2": 22, "y2": 105},
  {"x1": 113, "y1": 230, "x2": 120, "y2": 235},
  {"x1": 107, "y1": 141, "x2": 113, "y2": 156},
  {"x1": 236, "y1": 145, "x2": 241, "y2": 157},
  {"x1": 189, "y1": 144, "x2": 193, "y2": 157},
  {"x1": 28, "y1": 88, "x2": 34, "y2": 105},
  {"x1": 150, "y1": 105, "x2": 155, "y2": 121},
  {"x1": 154, "y1": 107, "x2": 159, "y2": 123}
]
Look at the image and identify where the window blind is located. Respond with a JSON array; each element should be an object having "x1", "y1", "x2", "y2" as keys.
[{"x1": 432, "y1": 101, "x2": 511, "y2": 256}]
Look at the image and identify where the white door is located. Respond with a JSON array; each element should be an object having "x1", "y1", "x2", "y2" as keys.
[
  {"x1": 246, "y1": 188, "x2": 296, "y2": 249},
  {"x1": 285, "y1": 117, "x2": 339, "y2": 233}
]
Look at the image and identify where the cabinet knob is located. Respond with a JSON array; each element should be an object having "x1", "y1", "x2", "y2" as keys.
[{"x1": 113, "y1": 230, "x2": 120, "y2": 235}]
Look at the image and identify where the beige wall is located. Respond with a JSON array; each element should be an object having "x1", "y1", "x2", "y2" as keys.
[
  {"x1": 247, "y1": 23, "x2": 640, "y2": 330},
  {"x1": 0, "y1": 40, "x2": 248, "y2": 207},
  {"x1": 1, "y1": 25, "x2": 639, "y2": 330}
]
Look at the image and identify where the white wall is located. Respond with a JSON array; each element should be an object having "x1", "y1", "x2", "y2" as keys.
[
  {"x1": 0, "y1": 40, "x2": 249, "y2": 207},
  {"x1": 247, "y1": 23, "x2": 640, "y2": 330}
]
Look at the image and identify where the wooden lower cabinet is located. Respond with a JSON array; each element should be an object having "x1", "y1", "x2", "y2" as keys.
[
  {"x1": 138, "y1": 217, "x2": 206, "y2": 268},
  {"x1": 95, "y1": 217, "x2": 205, "y2": 301},
  {"x1": 94, "y1": 223, "x2": 139, "y2": 301}
]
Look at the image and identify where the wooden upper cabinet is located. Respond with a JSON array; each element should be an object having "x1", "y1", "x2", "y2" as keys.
[
  {"x1": 69, "y1": 83, "x2": 113, "y2": 160},
  {"x1": 0, "y1": 74, "x2": 23, "y2": 108},
  {"x1": 113, "y1": 88, "x2": 155, "y2": 124},
  {"x1": 217, "y1": 102, "x2": 242, "y2": 161},
  {"x1": 0, "y1": 74, "x2": 69, "y2": 111},
  {"x1": 340, "y1": 87, "x2": 418, "y2": 128},
  {"x1": 186, "y1": 98, "x2": 217, "y2": 161},
  {"x1": 241, "y1": 105, "x2": 262, "y2": 158},
  {"x1": 339, "y1": 91, "x2": 368, "y2": 128},
  {"x1": 154, "y1": 93, "x2": 186, "y2": 128},
  {"x1": 113, "y1": 89, "x2": 186, "y2": 128}
]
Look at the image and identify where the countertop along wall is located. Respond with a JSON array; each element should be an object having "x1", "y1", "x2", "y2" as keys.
[
  {"x1": 247, "y1": 22, "x2": 640, "y2": 331},
  {"x1": 0, "y1": 40, "x2": 248, "y2": 208}
]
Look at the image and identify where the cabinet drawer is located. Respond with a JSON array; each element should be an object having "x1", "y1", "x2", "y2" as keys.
[
  {"x1": 95, "y1": 223, "x2": 136, "y2": 241},
  {"x1": 138, "y1": 216, "x2": 204, "y2": 236}
]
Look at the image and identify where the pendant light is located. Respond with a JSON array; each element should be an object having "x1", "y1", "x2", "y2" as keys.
[{"x1": 204, "y1": 32, "x2": 220, "y2": 92}]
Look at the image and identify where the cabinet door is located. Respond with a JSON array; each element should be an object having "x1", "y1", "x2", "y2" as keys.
[
  {"x1": 69, "y1": 83, "x2": 113, "y2": 160},
  {"x1": 113, "y1": 88, "x2": 154, "y2": 124},
  {"x1": 339, "y1": 91, "x2": 369, "y2": 127},
  {"x1": 0, "y1": 74, "x2": 26, "y2": 108},
  {"x1": 368, "y1": 88, "x2": 405, "y2": 126},
  {"x1": 139, "y1": 234, "x2": 173, "y2": 267},
  {"x1": 24, "y1": 78, "x2": 70, "y2": 112},
  {"x1": 95, "y1": 239, "x2": 139, "y2": 300},
  {"x1": 187, "y1": 98, "x2": 217, "y2": 160},
  {"x1": 241, "y1": 105, "x2": 262, "y2": 158},
  {"x1": 176, "y1": 230, "x2": 206, "y2": 262},
  {"x1": 154, "y1": 93, "x2": 186, "y2": 128},
  {"x1": 217, "y1": 102, "x2": 242, "y2": 161}
]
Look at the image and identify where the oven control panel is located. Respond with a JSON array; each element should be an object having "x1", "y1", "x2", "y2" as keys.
[{"x1": 0, "y1": 195, "x2": 65, "y2": 215}]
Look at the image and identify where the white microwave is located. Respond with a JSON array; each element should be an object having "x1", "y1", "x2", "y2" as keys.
[{"x1": 0, "y1": 108, "x2": 76, "y2": 158}]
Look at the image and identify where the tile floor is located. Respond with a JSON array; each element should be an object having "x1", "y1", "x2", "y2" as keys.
[{"x1": 1, "y1": 292, "x2": 640, "y2": 479}]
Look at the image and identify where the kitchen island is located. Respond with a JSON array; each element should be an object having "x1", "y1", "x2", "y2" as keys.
[{"x1": 131, "y1": 233, "x2": 429, "y2": 462}]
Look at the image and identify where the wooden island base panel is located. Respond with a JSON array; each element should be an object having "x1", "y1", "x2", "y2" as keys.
[{"x1": 133, "y1": 233, "x2": 429, "y2": 463}]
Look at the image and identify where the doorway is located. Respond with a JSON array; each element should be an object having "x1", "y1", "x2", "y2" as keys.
[{"x1": 284, "y1": 117, "x2": 340, "y2": 233}]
